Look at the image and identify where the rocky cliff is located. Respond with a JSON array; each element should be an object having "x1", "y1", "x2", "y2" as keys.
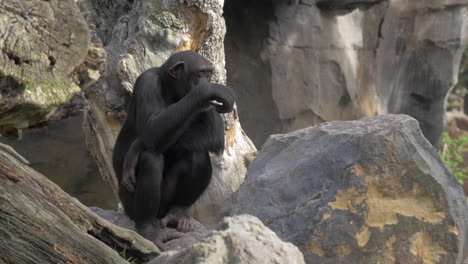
[{"x1": 225, "y1": 0, "x2": 468, "y2": 148}]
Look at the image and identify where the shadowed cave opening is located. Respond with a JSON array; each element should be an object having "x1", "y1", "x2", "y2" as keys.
[
  {"x1": 224, "y1": 0, "x2": 283, "y2": 148},
  {"x1": 0, "y1": 114, "x2": 117, "y2": 210}
]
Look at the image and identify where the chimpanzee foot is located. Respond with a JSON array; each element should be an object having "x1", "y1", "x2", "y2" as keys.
[
  {"x1": 153, "y1": 240, "x2": 168, "y2": 252},
  {"x1": 153, "y1": 228, "x2": 184, "y2": 251},
  {"x1": 160, "y1": 207, "x2": 192, "y2": 232},
  {"x1": 138, "y1": 222, "x2": 184, "y2": 251}
]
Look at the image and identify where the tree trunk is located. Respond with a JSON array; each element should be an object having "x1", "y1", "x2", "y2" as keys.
[{"x1": 78, "y1": 0, "x2": 256, "y2": 225}]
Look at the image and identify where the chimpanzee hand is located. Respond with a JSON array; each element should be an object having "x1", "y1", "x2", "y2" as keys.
[
  {"x1": 207, "y1": 83, "x2": 235, "y2": 113},
  {"x1": 191, "y1": 80, "x2": 235, "y2": 113}
]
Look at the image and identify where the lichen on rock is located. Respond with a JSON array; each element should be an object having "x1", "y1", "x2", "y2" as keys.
[{"x1": 0, "y1": 0, "x2": 90, "y2": 137}]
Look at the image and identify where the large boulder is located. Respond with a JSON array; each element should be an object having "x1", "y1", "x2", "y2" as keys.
[
  {"x1": 149, "y1": 215, "x2": 305, "y2": 264},
  {"x1": 225, "y1": 0, "x2": 468, "y2": 147},
  {"x1": 223, "y1": 115, "x2": 468, "y2": 264}
]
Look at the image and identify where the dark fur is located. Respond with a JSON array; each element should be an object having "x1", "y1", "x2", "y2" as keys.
[{"x1": 112, "y1": 51, "x2": 234, "y2": 233}]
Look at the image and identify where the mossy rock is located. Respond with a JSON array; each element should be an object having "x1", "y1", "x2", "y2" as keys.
[{"x1": 0, "y1": 0, "x2": 89, "y2": 130}]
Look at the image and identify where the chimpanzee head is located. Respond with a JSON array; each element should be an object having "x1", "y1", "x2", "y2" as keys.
[{"x1": 160, "y1": 51, "x2": 214, "y2": 102}]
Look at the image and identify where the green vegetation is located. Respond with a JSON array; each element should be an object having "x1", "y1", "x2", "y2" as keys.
[
  {"x1": 439, "y1": 132, "x2": 468, "y2": 184},
  {"x1": 447, "y1": 48, "x2": 468, "y2": 111}
]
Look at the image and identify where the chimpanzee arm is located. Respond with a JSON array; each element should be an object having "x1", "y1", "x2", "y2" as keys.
[
  {"x1": 121, "y1": 139, "x2": 144, "y2": 191},
  {"x1": 133, "y1": 70, "x2": 207, "y2": 153},
  {"x1": 176, "y1": 109, "x2": 225, "y2": 154}
]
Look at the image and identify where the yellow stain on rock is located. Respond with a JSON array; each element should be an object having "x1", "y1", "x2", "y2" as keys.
[
  {"x1": 365, "y1": 183, "x2": 445, "y2": 229},
  {"x1": 448, "y1": 226, "x2": 459, "y2": 235},
  {"x1": 321, "y1": 211, "x2": 332, "y2": 221},
  {"x1": 385, "y1": 235, "x2": 396, "y2": 249},
  {"x1": 410, "y1": 232, "x2": 447, "y2": 264},
  {"x1": 328, "y1": 185, "x2": 365, "y2": 214},
  {"x1": 224, "y1": 119, "x2": 238, "y2": 149},
  {"x1": 355, "y1": 226, "x2": 371, "y2": 247},
  {"x1": 327, "y1": 161, "x2": 448, "y2": 257},
  {"x1": 306, "y1": 232, "x2": 325, "y2": 257},
  {"x1": 334, "y1": 242, "x2": 352, "y2": 256},
  {"x1": 178, "y1": 6, "x2": 208, "y2": 52},
  {"x1": 330, "y1": 164, "x2": 446, "y2": 230},
  {"x1": 375, "y1": 235, "x2": 397, "y2": 264}
]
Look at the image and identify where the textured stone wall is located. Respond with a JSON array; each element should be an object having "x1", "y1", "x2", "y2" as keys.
[{"x1": 225, "y1": 0, "x2": 468, "y2": 148}]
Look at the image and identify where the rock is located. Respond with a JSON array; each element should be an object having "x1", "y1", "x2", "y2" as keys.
[
  {"x1": 225, "y1": 0, "x2": 468, "y2": 148},
  {"x1": 149, "y1": 215, "x2": 305, "y2": 264},
  {"x1": 316, "y1": 0, "x2": 384, "y2": 11},
  {"x1": 0, "y1": 0, "x2": 90, "y2": 134},
  {"x1": 223, "y1": 115, "x2": 468, "y2": 264},
  {"x1": 91, "y1": 207, "x2": 136, "y2": 231},
  {"x1": 78, "y1": 0, "x2": 256, "y2": 225},
  {"x1": 90, "y1": 207, "x2": 209, "y2": 251}
]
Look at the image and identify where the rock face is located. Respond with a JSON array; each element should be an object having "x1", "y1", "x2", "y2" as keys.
[
  {"x1": 223, "y1": 115, "x2": 468, "y2": 264},
  {"x1": 149, "y1": 215, "x2": 305, "y2": 264},
  {"x1": 225, "y1": 0, "x2": 468, "y2": 147},
  {"x1": 0, "y1": 0, "x2": 90, "y2": 137},
  {"x1": 78, "y1": 0, "x2": 256, "y2": 225}
]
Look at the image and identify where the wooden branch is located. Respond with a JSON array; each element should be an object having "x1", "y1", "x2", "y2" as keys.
[{"x1": 0, "y1": 145, "x2": 159, "y2": 264}]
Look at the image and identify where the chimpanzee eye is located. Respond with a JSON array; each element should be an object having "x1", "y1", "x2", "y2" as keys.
[
  {"x1": 198, "y1": 70, "x2": 212, "y2": 79},
  {"x1": 204, "y1": 70, "x2": 212, "y2": 78}
]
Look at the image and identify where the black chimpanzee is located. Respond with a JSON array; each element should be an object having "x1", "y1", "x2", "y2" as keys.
[{"x1": 112, "y1": 51, "x2": 235, "y2": 250}]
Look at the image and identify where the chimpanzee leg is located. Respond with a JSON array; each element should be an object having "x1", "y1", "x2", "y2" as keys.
[
  {"x1": 161, "y1": 151, "x2": 212, "y2": 231},
  {"x1": 132, "y1": 151, "x2": 185, "y2": 251},
  {"x1": 133, "y1": 151, "x2": 164, "y2": 230},
  {"x1": 174, "y1": 151, "x2": 212, "y2": 206}
]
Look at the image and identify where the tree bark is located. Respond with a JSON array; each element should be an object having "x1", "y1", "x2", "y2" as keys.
[{"x1": 0, "y1": 143, "x2": 159, "y2": 264}]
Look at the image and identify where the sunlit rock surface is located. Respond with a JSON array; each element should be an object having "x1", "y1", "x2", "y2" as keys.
[{"x1": 149, "y1": 215, "x2": 305, "y2": 264}]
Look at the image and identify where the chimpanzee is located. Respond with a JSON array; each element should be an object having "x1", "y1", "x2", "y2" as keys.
[{"x1": 112, "y1": 51, "x2": 235, "y2": 250}]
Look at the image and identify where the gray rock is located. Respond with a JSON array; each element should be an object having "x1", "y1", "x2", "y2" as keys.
[
  {"x1": 90, "y1": 207, "x2": 135, "y2": 231},
  {"x1": 223, "y1": 115, "x2": 468, "y2": 264},
  {"x1": 225, "y1": 0, "x2": 468, "y2": 148},
  {"x1": 149, "y1": 215, "x2": 305, "y2": 264},
  {"x1": 90, "y1": 207, "x2": 208, "y2": 251}
]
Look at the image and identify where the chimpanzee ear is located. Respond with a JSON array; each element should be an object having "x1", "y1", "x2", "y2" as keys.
[{"x1": 168, "y1": 61, "x2": 185, "y2": 79}]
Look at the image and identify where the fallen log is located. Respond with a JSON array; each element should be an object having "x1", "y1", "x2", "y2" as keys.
[{"x1": 0, "y1": 143, "x2": 159, "y2": 264}]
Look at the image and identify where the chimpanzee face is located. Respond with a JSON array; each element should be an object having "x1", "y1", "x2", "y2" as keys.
[{"x1": 164, "y1": 51, "x2": 215, "y2": 101}]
